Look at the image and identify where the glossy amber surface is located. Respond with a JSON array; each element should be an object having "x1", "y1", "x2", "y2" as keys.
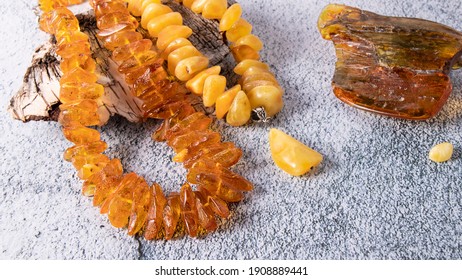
[{"x1": 318, "y1": 4, "x2": 462, "y2": 120}]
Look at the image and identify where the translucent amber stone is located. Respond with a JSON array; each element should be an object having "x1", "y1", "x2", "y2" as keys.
[
  {"x1": 62, "y1": 124, "x2": 101, "y2": 144},
  {"x1": 94, "y1": 1, "x2": 127, "y2": 18},
  {"x1": 60, "y1": 68, "x2": 98, "y2": 84},
  {"x1": 96, "y1": 12, "x2": 139, "y2": 30},
  {"x1": 163, "y1": 194, "x2": 181, "y2": 240},
  {"x1": 174, "y1": 142, "x2": 242, "y2": 169},
  {"x1": 106, "y1": 173, "x2": 138, "y2": 228},
  {"x1": 193, "y1": 191, "x2": 218, "y2": 232},
  {"x1": 112, "y1": 39, "x2": 153, "y2": 62},
  {"x1": 64, "y1": 140, "x2": 108, "y2": 162},
  {"x1": 128, "y1": 178, "x2": 151, "y2": 235},
  {"x1": 60, "y1": 54, "x2": 96, "y2": 74},
  {"x1": 102, "y1": 29, "x2": 143, "y2": 51},
  {"x1": 144, "y1": 183, "x2": 167, "y2": 240},
  {"x1": 118, "y1": 50, "x2": 160, "y2": 74},
  {"x1": 168, "y1": 130, "x2": 221, "y2": 153},
  {"x1": 318, "y1": 4, "x2": 462, "y2": 119},
  {"x1": 56, "y1": 41, "x2": 91, "y2": 58},
  {"x1": 179, "y1": 183, "x2": 199, "y2": 237},
  {"x1": 58, "y1": 99, "x2": 100, "y2": 126},
  {"x1": 269, "y1": 128, "x2": 323, "y2": 176},
  {"x1": 59, "y1": 82, "x2": 104, "y2": 103},
  {"x1": 197, "y1": 186, "x2": 230, "y2": 218}
]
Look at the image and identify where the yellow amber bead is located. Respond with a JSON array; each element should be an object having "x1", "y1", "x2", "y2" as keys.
[
  {"x1": 190, "y1": 0, "x2": 209, "y2": 14},
  {"x1": 60, "y1": 68, "x2": 98, "y2": 84},
  {"x1": 226, "y1": 18, "x2": 252, "y2": 42},
  {"x1": 141, "y1": 0, "x2": 162, "y2": 11},
  {"x1": 219, "y1": 3, "x2": 242, "y2": 31},
  {"x1": 234, "y1": 59, "x2": 269, "y2": 75},
  {"x1": 247, "y1": 85, "x2": 284, "y2": 117},
  {"x1": 174, "y1": 56, "x2": 209, "y2": 81},
  {"x1": 243, "y1": 79, "x2": 281, "y2": 93},
  {"x1": 59, "y1": 99, "x2": 100, "y2": 126},
  {"x1": 127, "y1": 0, "x2": 144, "y2": 16},
  {"x1": 162, "y1": 37, "x2": 193, "y2": 59},
  {"x1": 60, "y1": 54, "x2": 96, "y2": 74},
  {"x1": 141, "y1": 3, "x2": 172, "y2": 29},
  {"x1": 64, "y1": 141, "x2": 108, "y2": 162},
  {"x1": 167, "y1": 45, "x2": 202, "y2": 74},
  {"x1": 231, "y1": 45, "x2": 260, "y2": 62},
  {"x1": 226, "y1": 90, "x2": 251, "y2": 126},
  {"x1": 233, "y1": 34, "x2": 263, "y2": 51},
  {"x1": 202, "y1": 75, "x2": 227, "y2": 107},
  {"x1": 147, "y1": 12, "x2": 183, "y2": 37},
  {"x1": 269, "y1": 128, "x2": 323, "y2": 176},
  {"x1": 202, "y1": 0, "x2": 227, "y2": 19},
  {"x1": 215, "y1": 84, "x2": 241, "y2": 119},
  {"x1": 56, "y1": 41, "x2": 91, "y2": 59},
  {"x1": 156, "y1": 25, "x2": 193, "y2": 50},
  {"x1": 185, "y1": 65, "x2": 221, "y2": 95}
]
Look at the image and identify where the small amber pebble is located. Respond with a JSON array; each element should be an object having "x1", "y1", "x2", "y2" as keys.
[
  {"x1": 234, "y1": 59, "x2": 269, "y2": 75},
  {"x1": 247, "y1": 85, "x2": 284, "y2": 117},
  {"x1": 231, "y1": 45, "x2": 260, "y2": 62},
  {"x1": 167, "y1": 45, "x2": 202, "y2": 75},
  {"x1": 429, "y1": 142, "x2": 454, "y2": 163},
  {"x1": 233, "y1": 34, "x2": 263, "y2": 51},
  {"x1": 174, "y1": 56, "x2": 209, "y2": 81},
  {"x1": 161, "y1": 38, "x2": 192, "y2": 60},
  {"x1": 269, "y1": 128, "x2": 323, "y2": 176}
]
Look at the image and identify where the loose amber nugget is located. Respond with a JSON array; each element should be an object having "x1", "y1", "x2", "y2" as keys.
[{"x1": 318, "y1": 4, "x2": 462, "y2": 119}]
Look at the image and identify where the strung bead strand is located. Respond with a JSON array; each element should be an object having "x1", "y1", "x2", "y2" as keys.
[
  {"x1": 126, "y1": 0, "x2": 284, "y2": 126},
  {"x1": 37, "y1": 0, "x2": 254, "y2": 239}
]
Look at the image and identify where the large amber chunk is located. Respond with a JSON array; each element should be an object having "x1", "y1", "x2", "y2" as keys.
[{"x1": 318, "y1": 4, "x2": 462, "y2": 120}]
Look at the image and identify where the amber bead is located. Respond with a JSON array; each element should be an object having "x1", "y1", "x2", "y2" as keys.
[
  {"x1": 193, "y1": 191, "x2": 218, "y2": 232},
  {"x1": 179, "y1": 183, "x2": 199, "y2": 237},
  {"x1": 163, "y1": 194, "x2": 181, "y2": 240},
  {"x1": 64, "y1": 141, "x2": 108, "y2": 162},
  {"x1": 60, "y1": 54, "x2": 96, "y2": 74},
  {"x1": 197, "y1": 186, "x2": 230, "y2": 218},
  {"x1": 128, "y1": 178, "x2": 151, "y2": 235},
  {"x1": 112, "y1": 39, "x2": 153, "y2": 62},
  {"x1": 59, "y1": 99, "x2": 100, "y2": 126},
  {"x1": 62, "y1": 124, "x2": 101, "y2": 144},
  {"x1": 144, "y1": 183, "x2": 167, "y2": 240},
  {"x1": 60, "y1": 68, "x2": 98, "y2": 84},
  {"x1": 105, "y1": 173, "x2": 138, "y2": 228},
  {"x1": 318, "y1": 4, "x2": 462, "y2": 119},
  {"x1": 59, "y1": 82, "x2": 104, "y2": 103},
  {"x1": 102, "y1": 29, "x2": 143, "y2": 51},
  {"x1": 96, "y1": 12, "x2": 139, "y2": 30}
]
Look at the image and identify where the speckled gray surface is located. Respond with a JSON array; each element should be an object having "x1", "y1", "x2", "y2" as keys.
[{"x1": 1, "y1": 0, "x2": 462, "y2": 260}]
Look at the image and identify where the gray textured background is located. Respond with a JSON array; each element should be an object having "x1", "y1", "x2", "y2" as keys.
[{"x1": 1, "y1": 0, "x2": 461, "y2": 259}]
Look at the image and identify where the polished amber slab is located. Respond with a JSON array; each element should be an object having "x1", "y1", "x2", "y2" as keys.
[{"x1": 318, "y1": 4, "x2": 462, "y2": 119}]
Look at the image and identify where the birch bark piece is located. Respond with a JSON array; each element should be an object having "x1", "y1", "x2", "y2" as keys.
[{"x1": 8, "y1": 0, "x2": 237, "y2": 123}]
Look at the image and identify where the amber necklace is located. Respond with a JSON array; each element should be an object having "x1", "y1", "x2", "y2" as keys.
[{"x1": 38, "y1": 0, "x2": 253, "y2": 240}]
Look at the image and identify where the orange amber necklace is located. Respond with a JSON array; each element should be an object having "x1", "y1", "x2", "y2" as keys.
[
  {"x1": 38, "y1": 0, "x2": 253, "y2": 240},
  {"x1": 126, "y1": 0, "x2": 284, "y2": 126}
]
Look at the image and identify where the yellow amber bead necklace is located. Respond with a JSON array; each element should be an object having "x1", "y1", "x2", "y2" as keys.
[
  {"x1": 37, "y1": 0, "x2": 254, "y2": 240},
  {"x1": 126, "y1": 0, "x2": 284, "y2": 126}
]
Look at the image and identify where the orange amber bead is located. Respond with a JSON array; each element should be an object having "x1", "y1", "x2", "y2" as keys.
[
  {"x1": 179, "y1": 183, "x2": 199, "y2": 237},
  {"x1": 102, "y1": 29, "x2": 143, "y2": 51},
  {"x1": 128, "y1": 178, "x2": 151, "y2": 235},
  {"x1": 62, "y1": 124, "x2": 101, "y2": 144},
  {"x1": 112, "y1": 39, "x2": 153, "y2": 61},
  {"x1": 64, "y1": 140, "x2": 108, "y2": 162},
  {"x1": 144, "y1": 183, "x2": 167, "y2": 240},
  {"x1": 59, "y1": 82, "x2": 104, "y2": 103},
  {"x1": 163, "y1": 194, "x2": 181, "y2": 240}
]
